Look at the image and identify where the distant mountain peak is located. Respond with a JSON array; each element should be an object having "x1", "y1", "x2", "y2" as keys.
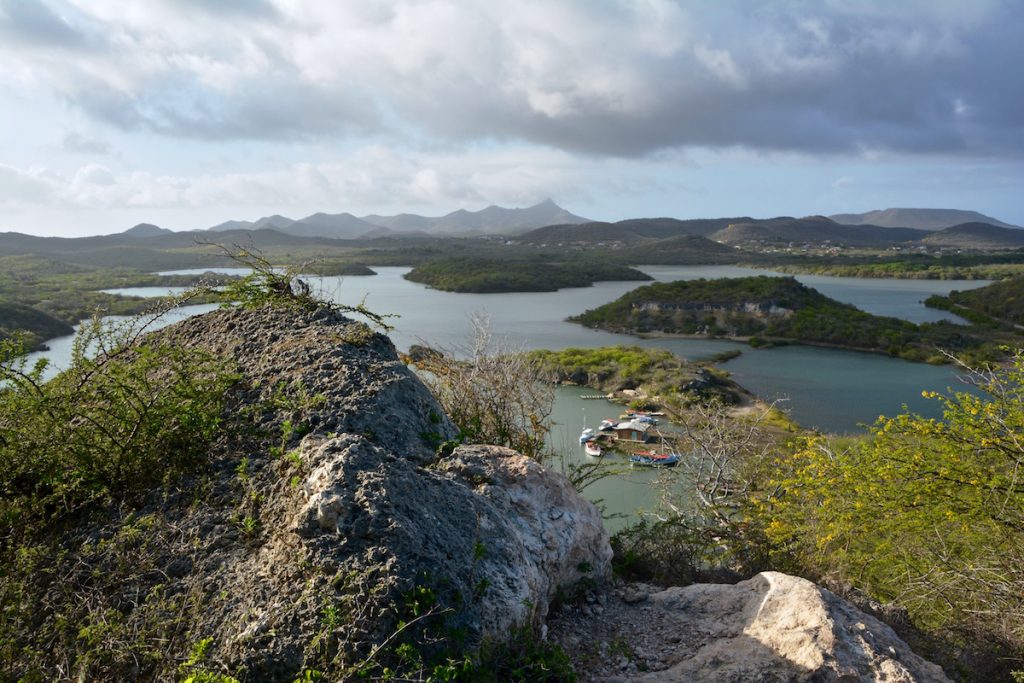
[
  {"x1": 201, "y1": 201, "x2": 590, "y2": 239},
  {"x1": 122, "y1": 223, "x2": 169, "y2": 237},
  {"x1": 360, "y1": 200, "x2": 591, "y2": 235}
]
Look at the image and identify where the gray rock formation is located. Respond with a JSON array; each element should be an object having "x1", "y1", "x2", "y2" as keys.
[
  {"x1": 551, "y1": 572, "x2": 950, "y2": 682},
  {"x1": 146, "y1": 305, "x2": 610, "y2": 678},
  {"x1": 293, "y1": 438, "x2": 611, "y2": 639}
]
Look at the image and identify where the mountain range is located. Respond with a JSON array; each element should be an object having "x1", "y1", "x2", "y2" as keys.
[
  {"x1": 518, "y1": 214, "x2": 1024, "y2": 250},
  {"x1": 208, "y1": 199, "x2": 590, "y2": 239}
]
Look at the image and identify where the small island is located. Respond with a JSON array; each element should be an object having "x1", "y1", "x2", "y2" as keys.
[
  {"x1": 404, "y1": 256, "x2": 652, "y2": 293},
  {"x1": 925, "y1": 275, "x2": 1024, "y2": 328},
  {"x1": 569, "y1": 275, "x2": 1002, "y2": 363},
  {"x1": 528, "y1": 345, "x2": 749, "y2": 407}
]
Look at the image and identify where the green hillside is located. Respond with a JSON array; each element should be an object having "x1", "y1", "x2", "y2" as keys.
[
  {"x1": 926, "y1": 276, "x2": 1024, "y2": 326},
  {"x1": 0, "y1": 302, "x2": 74, "y2": 350},
  {"x1": 570, "y1": 276, "x2": 996, "y2": 363}
]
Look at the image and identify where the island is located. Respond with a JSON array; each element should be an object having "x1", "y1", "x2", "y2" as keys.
[
  {"x1": 403, "y1": 256, "x2": 652, "y2": 293},
  {"x1": 527, "y1": 345, "x2": 750, "y2": 407},
  {"x1": 568, "y1": 275, "x2": 1003, "y2": 363},
  {"x1": 925, "y1": 275, "x2": 1024, "y2": 327}
]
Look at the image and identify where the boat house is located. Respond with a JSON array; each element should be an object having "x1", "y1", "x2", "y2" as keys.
[{"x1": 613, "y1": 419, "x2": 653, "y2": 443}]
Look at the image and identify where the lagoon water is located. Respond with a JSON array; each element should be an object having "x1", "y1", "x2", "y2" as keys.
[
  {"x1": 54, "y1": 265, "x2": 989, "y2": 433},
  {"x1": 31, "y1": 265, "x2": 991, "y2": 531}
]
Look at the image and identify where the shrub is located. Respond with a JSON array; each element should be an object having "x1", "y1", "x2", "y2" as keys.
[
  {"x1": 759, "y1": 351, "x2": 1024, "y2": 673},
  {"x1": 0, "y1": 313, "x2": 238, "y2": 535}
]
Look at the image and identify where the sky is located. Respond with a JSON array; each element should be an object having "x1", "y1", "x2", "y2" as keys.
[{"x1": 1, "y1": 0, "x2": 1022, "y2": 237}]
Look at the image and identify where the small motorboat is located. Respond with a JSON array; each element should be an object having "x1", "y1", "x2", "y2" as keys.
[
  {"x1": 620, "y1": 411, "x2": 658, "y2": 425},
  {"x1": 598, "y1": 419, "x2": 617, "y2": 431},
  {"x1": 579, "y1": 428, "x2": 595, "y2": 444},
  {"x1": 584, "y1": 440, "x2": 602, "y2": 457},
  {"x1": 629, "y1": 451, "x2": 680, "y2": 467}
]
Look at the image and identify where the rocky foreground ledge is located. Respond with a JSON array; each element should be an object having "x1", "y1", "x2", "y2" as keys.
[
  {"x1": 15, "y1": 304, "x2": 949, "y2": 680},
  {"x1": 550, "y1": 572, "x2": 950, "y2": 682}
]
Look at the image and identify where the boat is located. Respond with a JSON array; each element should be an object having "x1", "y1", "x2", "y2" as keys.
[
  {"x1": 598, "y1": 418, "x2": 617, "y2": 431},
  {"x1": 629, "y1": 451, "x2": 680, "y2": 467},
  {"x1": 584, "y1": 440, "x2": 602, "y2": 457},
  {"x1": 620, "y1": 411, "x2": 658, "y2": 425},
  {"x1": 579, "y1": 427, "x2": 595, "y2": 444}
]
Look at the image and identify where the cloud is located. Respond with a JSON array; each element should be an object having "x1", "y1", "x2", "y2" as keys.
[
  {"x1": 0, "y1": 146, "x2": 598, "y2": 215},
  {"x1": 61, "y1": 131, "x2": 111, "y2": 155},
  {"x1": 1, "y1": 0, "x2": 1022, "y2": 158}
]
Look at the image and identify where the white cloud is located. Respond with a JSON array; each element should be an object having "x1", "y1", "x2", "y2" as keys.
[
  {"x1": 0, "y1": 0, "x2": 1019, "y2": 156},
  {"x1": 0, "y1": 146, "x2": 595, "y2": 215}
]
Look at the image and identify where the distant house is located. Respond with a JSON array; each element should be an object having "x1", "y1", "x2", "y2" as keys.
[{"x1": 614, "y1": 420, "x2": 653, "y2": 443}]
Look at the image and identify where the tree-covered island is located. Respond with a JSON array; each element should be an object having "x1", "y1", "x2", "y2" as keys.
[
  {"x1": 403, "y1": 256, "x2": 652, "y2": 292},
  {"x1": 569, "y1": 275, "x2": 1013, "y2": 364}
]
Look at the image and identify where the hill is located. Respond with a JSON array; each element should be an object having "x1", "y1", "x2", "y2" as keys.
[
  {"x1": 521, "y1": 215, "x2": 928, "y2": 248},
  {"x1": 919, "y1": 222, "x2": 1024, "y2": 250},
  {"x1": 569, "y1": 276, "x2": 992, "y2": 362},
  {"x1": 520, "y1": 217, "x2": 745, "y2": 244},
  {"x1": 209, "y1": 212, "x2": 381, "y2": 239},
  {"x1": 926, "y1": 276, "x2": 1024, "y2": 327},
  {"x1": 830, "y1": 208, "x2": 1020, "y2": 231},
  {"x1": 709, "y1": 216, "x2": 927, "y2": 247},
  {"x1": 0, "y1": 301, "x2": 74, "y2": 350}
]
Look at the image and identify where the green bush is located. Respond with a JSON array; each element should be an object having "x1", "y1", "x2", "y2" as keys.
[
  {"x1": 758, "y1": 351, "x2": 1024, "y2": 674},
  {"x1": 0, "y1": 316, "x2": 238, "y2": 534}
]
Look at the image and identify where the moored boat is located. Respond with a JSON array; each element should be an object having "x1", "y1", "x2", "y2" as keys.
[
  {"x1": 629, "y1": 451, "x2": 680, "y2": 467},
  {"x1": 584, "y1": 440, "x2": 602, "y2": 457},
  {"x1": 579, "y1": 427, "x2": 595, "y2": 444}
]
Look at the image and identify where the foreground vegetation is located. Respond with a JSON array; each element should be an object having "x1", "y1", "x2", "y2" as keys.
[
  {"x1": 570, "y1": 275, "x2": 1009, "y2": 364},
  {"x1": 609, "y1": 352, "x2": 1024, "y2": 678}
]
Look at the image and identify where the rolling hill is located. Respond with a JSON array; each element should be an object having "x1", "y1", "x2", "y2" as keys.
[
  {"x1": 521, "y1": 215, "x2": 927, "y2": 248},
  {"x1": 919, "y1": 222, "x2": 1024, "y2": 249},
  {"x1": 830, "y1": 208, "x2": 1020, "y2": 231},
  {"x1": 709, "y1": 217, "x2": 928, "y2": 247}
]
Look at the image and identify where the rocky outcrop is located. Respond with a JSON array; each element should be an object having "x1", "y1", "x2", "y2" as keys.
[
  {"x1": 292, "y1": 438, "x2": 611, "y2": 638},
  {"x1": 156, "y1": 304, "x2": 457, "y2": 461},
  {"x1": 551, "y1": 572, "x2": 950, "y2": 682},
  {"x1": 143, "y1": 305, "x2": 610, "y2": 678}
]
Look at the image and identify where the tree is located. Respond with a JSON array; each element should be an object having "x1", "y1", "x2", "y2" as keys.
[{"x1": 760, "y1": 350, "x2": 1024, "y2": 662}]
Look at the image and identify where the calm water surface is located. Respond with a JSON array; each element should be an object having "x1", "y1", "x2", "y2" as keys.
[{"x1": 59, "y1": 265, "x2": 987, "y2": 433}]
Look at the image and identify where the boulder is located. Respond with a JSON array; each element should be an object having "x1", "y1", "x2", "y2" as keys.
[
  {"x1": 292, "y1": 437, "x2": 611, "y2": 640},
  {"x1": 552, "y1": 571, "x2": 950, "y2": 682},
  {"x1": 641, "y1": 572, "x2": 950, "y2": 682}
]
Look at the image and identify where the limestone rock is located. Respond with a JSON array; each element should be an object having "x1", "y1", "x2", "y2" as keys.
[
  {"x1": 551, "y1": 571, "x2": 950, "y2": 682},
  {"x1": 157, "y1": 304, "x2": 457, "y2": 461},
  {"x1": 292, "y1": 436, "x2": 611, "y2": 641}
]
